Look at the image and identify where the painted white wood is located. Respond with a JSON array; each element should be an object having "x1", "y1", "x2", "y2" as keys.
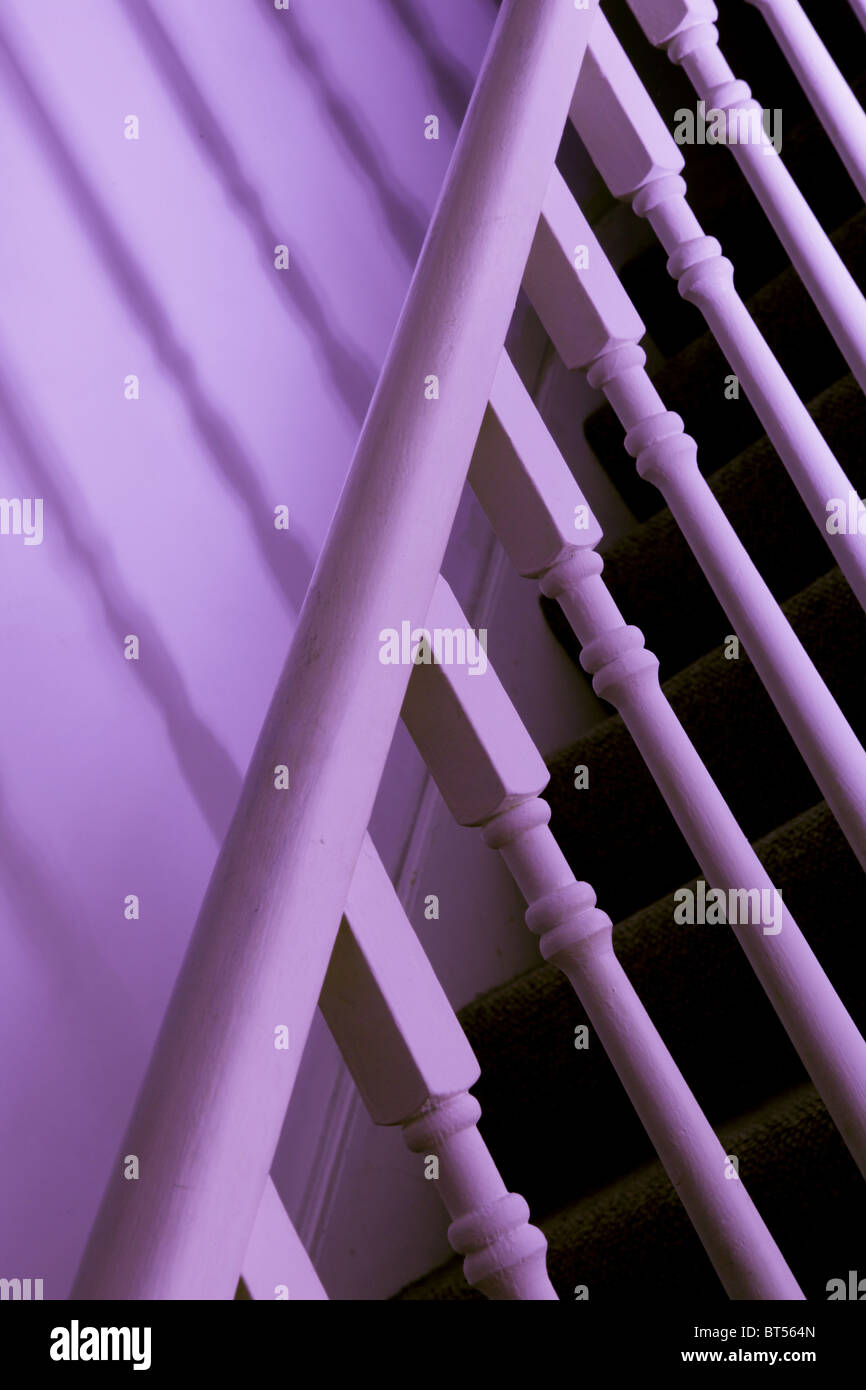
[
  {"x1": 289, "y1": 439, "x2": 578, "y2": 1296},
  {"x1": 625, "y1": 0, "x2": 866, "y2": 392},
  {"x1": 525, "y1": 174, "x2": 866, "y2": 870},
  {"x1": 402, "y1": 1096, "x2": 554, "y2": 1300},
  {"x1": 290, "y1": 1025, "x2": 357, "y2": 1257},
  {"x1": 325, "y1": 833, "x2": 480, "y2": 1124},
  {"x1": 524, "y1": 162, "x2": 646, "y2": 368},
  {"x1": 242, "y1": 1177, "x2": 328, "y2": 1302},
  {"x1": 470, "y1": 355, "x2": 602, "y2": 577},
  {"x1": 745, "y1": 0, "x2": 866, "y2": 201},
  {"x1": 570, "y1": 13, "x2": 866, "y2": 614},
  {"x1": 576, "y1": 9, "x2": 687, "y2": 199},
  {"x1": 72, "y1": 0, "x2": 599, "y2": 1300},
  {"x1": 402, "y1": 576, "x2": 803, "y2": 1299},
  {"x1": 469, "y1": 343, "x2": 866, "y2": 1184},
  {"x1": 319, "y1": 833, "x2": 556, "y2": 1300},
  {"x1": 292, "y1": 537, "x2": 593, "y2": 1297}
]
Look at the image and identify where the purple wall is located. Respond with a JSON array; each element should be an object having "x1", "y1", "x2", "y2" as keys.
[{"x1": 0, "y1": 0, "x2": 494, "y2": 1298}]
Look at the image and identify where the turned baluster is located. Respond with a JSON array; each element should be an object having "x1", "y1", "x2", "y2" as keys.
[
  {"x1": 320, "y1": 833, "x2": 556, "y2": 1300},
  {"x1": 402, "y1": 1097, "x2": 552, "y2": 1301},
  {"x1": 402, "y1": 576, "x2": 804, "y2": 1299},
  {"x1": 543, "y1": 548, "x2": 866, "y2": 1181},
  {"x1": 72, "y1": 0, "x2": 597, "y2": 1299},
  {"x1": 744, "y1": 0, "x2": 866, "y2": 201},
  {"x1": 625, "y1": 0, "x2": 866, "y2": 392},
  {"x1": 523, "y1": 175, "x2": 866, "y2": 870},
  {"x1": 569, "y1": 14, "x2": 866, "y2": 612},
  {"x1": 468, "y1": 352, "x2": 866, "y2": 1180}
]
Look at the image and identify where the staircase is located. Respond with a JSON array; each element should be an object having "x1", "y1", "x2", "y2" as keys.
[
  {"x1": 398, "y1": 0, "x2": 866, "y2": 1301},
  {"x1": 71, "y1": 0, "x2": 866, "y2": 1303}
]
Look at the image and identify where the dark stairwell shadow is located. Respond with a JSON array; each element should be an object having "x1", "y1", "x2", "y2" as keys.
[
  {"x1": 0, "y1": 18, "x2": 317, "y2": 620},
  {"x1": 0, "y1": 354, "x2": 244, "y2": 843},
  {"x1": 118, "y1": 0, "x2": 380, "y2": 415},
  {"x1": 380, "y1": 0, "x2": 476, "y2": 130},
  {"x1": 249, "y1": 0, "x2": 430, "y2": 263}
]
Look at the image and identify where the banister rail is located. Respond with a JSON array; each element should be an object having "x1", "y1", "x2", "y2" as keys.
[
  {"x1": 72, "y1": 0, "x2": 600, "y2": 1300},
  {"x1": 66, "y1": 0, "x2": 865, "y2": 1304}
]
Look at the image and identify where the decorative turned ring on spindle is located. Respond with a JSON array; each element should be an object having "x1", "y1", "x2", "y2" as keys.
[
  {"x1": 525, "y1": 881, "x2": 612, "y2": 962},
  {"x1": 586, "y1": 342, "x2": 645, "y2": 391},
  {"x1": 702, "y1": 82, "x2": 756, "y2": 115},
  {"x1": 402, "y1": 1091, "x2": 481, "y2": 1153},
  {"x1": 665, "y1": 235, "x2": 723, "y2": 280},
  {"x1": 624, "y1": 414, "x2": 699, "y2": 491},
  {"x1": 675, "y1": 250, "x2": 735, "y2": 305},
  {"x1": 667, "y1": 21, "x2": 724, "y2": 65},
  {"x1": 539, "y1": 548, "x2": 604, "y2": 604},
  {"x1": 481, "y1": 797, "x2": 551, "y2": 852},
  {"x1": 449, "y1": 1193, "x2": 549, "y2": 1292},
  {"x1": 632, "y1": 173, "x2": 688, "y2": 218},
  {"x1": 579, "y1": 624, "x2": 657, "y2": 702},
  {"x1": 448, "y1": 1192, "x2": 531, "y2": 1257}
]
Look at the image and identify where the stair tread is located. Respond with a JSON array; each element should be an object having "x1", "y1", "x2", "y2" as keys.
[
  {"x1": 618, "y1": 67, "x2": 866, "y2": 358},
  {"x1": 543, "y1": 565, "x2": 866, "y2": 924},
  {"x1": 396, "y1": 1, "x2": 866, "y2": 1304},
  {"x1": 451, "y1": 800, "x2": 863, "y2": 1222},
  {"x1": 581, "y1": 373, "x2": 866, "y2": 678},
  {"x1": 396, "y1": 1083, "x2": 864, "y2": 1301},
  {"x1": 585, "y1": 209, "x2": 866, "y2": 521}
]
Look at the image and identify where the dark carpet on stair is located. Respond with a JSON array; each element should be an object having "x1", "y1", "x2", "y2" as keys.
[{"x1": 396, "y1": 3, "x2": 866, "y2": 1301}]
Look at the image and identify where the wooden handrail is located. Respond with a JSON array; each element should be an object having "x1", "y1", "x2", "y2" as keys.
[{"x1": 72, "y1": 0, "x2": 599, "y2": 1300}]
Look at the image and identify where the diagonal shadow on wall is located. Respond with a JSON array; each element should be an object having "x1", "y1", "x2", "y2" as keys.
[
  {"x1": 0, "y1": 355, "x2": 244, "y2": 843},
  {"x1": 380, "y1": 0, "x2": 477, "y2": 131},
  {"x1": 0, "y1": 18, "x2": 317, "y2": 620},
  {"x1": 249, "y1": 0, "x2": 430, "y2": 263},
  {"x1": 120, "y1": 0, "x2": 381, "y2": 415}
]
